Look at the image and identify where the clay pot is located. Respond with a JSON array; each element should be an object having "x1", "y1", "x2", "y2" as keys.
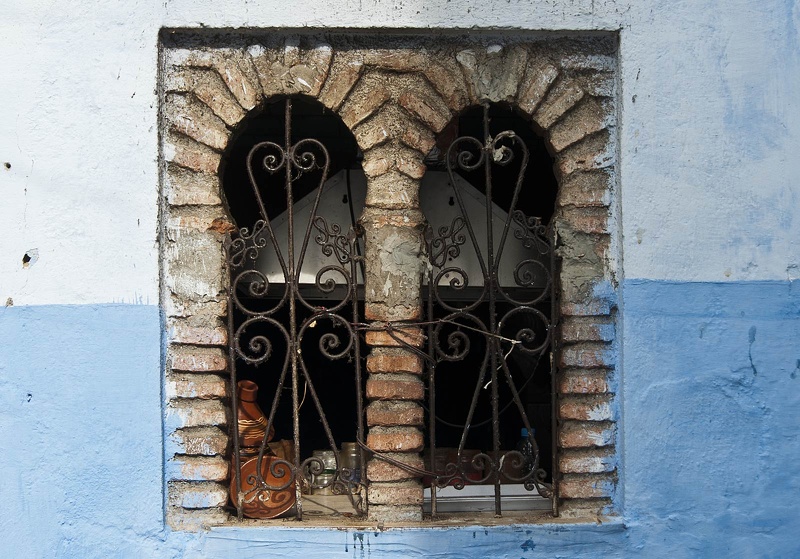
[
  {"x1": 231, "y1": 455, "x2": 296, "y2": 519},
  {"x1": 237, "y1": 380, "x2": 275, "y2": 448}
]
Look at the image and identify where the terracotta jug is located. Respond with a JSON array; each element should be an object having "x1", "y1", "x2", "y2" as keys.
[{"x1": 236, "y1": 380, "x2": 274, "y2": 449}]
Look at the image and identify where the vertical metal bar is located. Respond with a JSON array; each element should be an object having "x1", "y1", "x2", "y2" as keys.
[
  {"x1": 550, "y1": 232, "x2": 560, "y2": 516},
  {"x1": 227, "y1": 257, "x2": 243, "y2": 520},
  {"x1": 352, "y1": 255, "x2": 365, "y2": 514},
  {"x1": 284, "y1": 99, "x2": 304, "y2": 521},
  {"x1": 427, "y1": 281, "x2": 438, "y2": 516},
  {"x1": 481, "y1": 102, "x2": 502, "y2": 517}
]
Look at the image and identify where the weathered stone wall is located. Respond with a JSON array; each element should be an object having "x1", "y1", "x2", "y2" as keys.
[{"x1": 160, "y1": 33, "x2": 618, "y2": 528}]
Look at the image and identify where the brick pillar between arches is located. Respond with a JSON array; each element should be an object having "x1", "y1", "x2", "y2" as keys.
[{"x1": 360, "y1": 205, "x2": 427, "y2": 522}]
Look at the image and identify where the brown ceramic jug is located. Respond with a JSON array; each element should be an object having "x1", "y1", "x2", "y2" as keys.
[{"x1": 236, "y1": 380, "x2": 275, "y2": 449}]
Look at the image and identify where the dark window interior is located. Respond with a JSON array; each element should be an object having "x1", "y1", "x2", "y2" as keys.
[{"x1": 222, "y1": 99, "x2": 556, "y2": 481}]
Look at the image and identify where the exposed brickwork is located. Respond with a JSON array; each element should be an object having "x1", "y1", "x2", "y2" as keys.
[{"x1": 161, "y1": 34, "x2": 619, "y2": 526}]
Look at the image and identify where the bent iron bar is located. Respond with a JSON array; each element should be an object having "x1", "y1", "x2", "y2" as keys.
[
  {"x1": 423, "y1": 102, "x2": 556, "y2": 516},
  {"x1": 225, "y1": 99, "x2": 366, "y2": 520}
]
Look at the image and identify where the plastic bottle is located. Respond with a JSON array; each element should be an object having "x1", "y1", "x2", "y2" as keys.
[{"x1": 516, "y1": 428, "x2": 535, "y2": 476}]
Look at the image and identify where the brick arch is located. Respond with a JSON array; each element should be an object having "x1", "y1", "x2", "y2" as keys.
[{"x1": 160, "y1": 36, "x2": 619, "y2": 528}]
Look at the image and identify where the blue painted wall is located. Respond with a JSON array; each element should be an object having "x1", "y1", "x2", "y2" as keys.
[{"x1": 2, "y1": 281, "x2": 798, "y2": 557}]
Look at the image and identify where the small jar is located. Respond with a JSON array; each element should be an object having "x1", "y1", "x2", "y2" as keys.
[
  {"x1": 311, "y1": 450, "x2": 337, "y2": 474},
  {"x1": 340, "y1": 442, "x2": 362, "y2": 484}
]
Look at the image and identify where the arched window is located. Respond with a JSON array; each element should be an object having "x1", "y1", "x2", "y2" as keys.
[
  {"x1": 420, "y1": 102, "x2": 558, "y2": 514},
  {"x1": 222, "y1": 96, "x2": 368, "y2": 519}
]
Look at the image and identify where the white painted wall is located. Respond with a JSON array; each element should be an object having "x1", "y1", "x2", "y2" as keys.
[{"x1": 1, "y1": 0, "x2": 798, "y2": 306}]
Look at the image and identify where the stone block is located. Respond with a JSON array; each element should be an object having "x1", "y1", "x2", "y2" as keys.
[
  {"x1": 367, "y1": 504, "x2": 422, "y2": 523},
  {"x1": 559, "y1": 474, "x2": 615, "y2": 499},
  {"x1": 165, "y1": 165, "x2": 222, "y2": 207},
  {"x1": 559, "y1": 297, "x2": 613, "y2": 318},
  {"x1": 400, "y1": 124, "x2": 436, "y2": 155},
  {"x1": 169, "y1": 321, "x2": 227, "y2": 346},
  {"x1": 558, "y1": 170, "x2": 612, "y2": 208},
  {"x1": 354, "y1": 118, "x2": 391, "y2": 151},
  {"x1": 559, "y1": 449, "x2": 616, "y2": 474},
  {"x1": 167, "y1": 373, "x2": 228, "y2": 400},
  {"x1": 533, "y1": 80, "x2": 585, "y2": 129},
  {"x1": 364, "y1": 171, "x2": 420, "y2": 209},
  {"x1": 169, "y1": 346, "x2": 228, "y2": 373},
  {"x1": 558, "y1": 370, "x2": 611, "y2": 394},
  {"x1": 365, "y1": 326, "x2": 425, "y2": 348},
  {"x1": 169, "y1": 426, "x2": 229, "y2": 456},
  {"x1": 368, "y1": 480, "x2": 423, "y2": 505},
  {"x1": 366, "y1": 453, "x2": 425, "y2": 482},
  {"x1": 559, "y1": 207, "x2": 610, "y2": 235},
  {"x1": 170, "y1": 455, "x2": 230, "y2": 482},
  {"x1": 168, "y1": 399, "x2": 228, "y2": 429},
  {"x1": 559, "y1": 421, "x2": 615, "y2": 449},
  {"x1": 164, "y1": 297, "x2": 227, "y2": 322},
  {"x1": 556, "y1": 130, "x2": 613, "y2": 176},
  {"x1": 362, "y1": 153, "x2": 392, "y2": 178},
  {"x1": 211, "y1": 49, "x2": 262, "y2": 110},
  {"x1": 560, "y1": 316, "x2": 615, "y2": 343},
  {"x1": 456, "y1": 45, "x2": 529, "y2": 103},
  {"x1": 549, "y1": 97, "x2": 609, "y2": 152},
  {"x1": 366, "y1": 401, "x2": 424, "y2": 427},
  {"x1": 318, "y1": 54, "x2": 364, "y2": 111},
  {"x1": 367, "y1": 427, "x2": 424, "y2": 452},
  {"x1": 366, "y1": 350, "x2": 424, "y2": 375},
  {"x1": 559, "y1": 396, "x2": 614, "y2": 422},
  {"x1": 168, "y1": 481, "x2": 228, "y2": 509},
  {"x1": 173, "y1": 67, "x2": 246, "y2": 127},
  {"x1": 422, "y1": 58, "x2": 469, "y2": 110},
  {"x1": 559, "y1": 343, "x2": 615, "y2": 369},
  {"x1": 164, "y1": 132, "x2": 221, "y2": 175},
  {"x1": 366, "y1": 375, "x2": 424, "y2": 401},
  {"x1": 398, "y1": 91, "x2": 450, "y2": 133},
  {"x1": 557, "y1": 498, "x2": 612, "y2": 519},
  {"x1": 517, "y1": 59, "x2": 560, "y2": 115},
  {"x1": 165, "y1": 93, "x2": 229, "y2": 152},
  {"x1": 163, "y1": 232, "x2": 225, "y2": 302},
  {"x1": 166, "y1": 507, "x2": 229, "y2": 531},
  {"x1": 339, "y1": 85, "x2": 391, "y2": 129}
]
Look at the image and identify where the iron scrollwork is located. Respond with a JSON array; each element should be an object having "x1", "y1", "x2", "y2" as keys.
[
  {"x1": 423, "y1": 102, "x2": 556, "y2": 515},
  {"x1": 225, "y1": 98, "x2": 366, "y2": 520}
]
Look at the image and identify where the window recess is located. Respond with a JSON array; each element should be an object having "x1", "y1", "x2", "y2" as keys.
[
  {"x1": 224, "y1": 97, "x2": 368, "y2": 520},
  {"x1": 418, "y1": 102, "x2": 558, "y2": 516}
]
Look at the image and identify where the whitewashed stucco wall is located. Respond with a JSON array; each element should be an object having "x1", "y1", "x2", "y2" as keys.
[
  {"x1": 2, "y1": 1, "x2": 797, "y2": 304},
  {"x1": 1, "y1": 1, "x2": 798, "y2": 558}
]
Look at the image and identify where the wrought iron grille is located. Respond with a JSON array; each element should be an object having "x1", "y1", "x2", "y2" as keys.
[
  {"x1": 225, "y1": 98, "x2": 366, "y2": 520},
  {"x1": 422, "y1": 102, "x2": 557, "y2": 516}
]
